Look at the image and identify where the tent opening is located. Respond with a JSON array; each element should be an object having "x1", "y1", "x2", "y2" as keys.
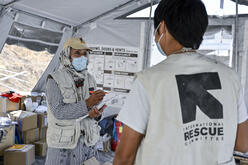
[{"x1": 0, "y1": 22, "x2": 62, "y2": 93}]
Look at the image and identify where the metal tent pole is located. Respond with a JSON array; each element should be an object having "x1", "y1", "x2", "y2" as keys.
[
  {"x1": 143, "y1": 1, "x2": 154, "y2": 69},
  {"x1": 234, "y1": 0, "x2": 239, "y2": 72}
]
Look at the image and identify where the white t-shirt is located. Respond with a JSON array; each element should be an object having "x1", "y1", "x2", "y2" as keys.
[{"x1": 117, "y1": 78, "x2": 248, "y2": 134}]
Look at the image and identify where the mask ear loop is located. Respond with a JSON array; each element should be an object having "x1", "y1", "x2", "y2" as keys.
[
  {"x1": 154, "y1": 22, "x2": 161, "y2": 36},
  {"x1": 158, "y1": 33, "x2": 164, "y2": 45},
  {"x1": 154, "y1": 22, "x2": 165, "y2": 45}
]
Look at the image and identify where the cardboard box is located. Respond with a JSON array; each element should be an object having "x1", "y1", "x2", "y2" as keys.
[
  {"x1": 19, "y1": 96, "x2": 42, "y2": 110},
  {"x1": 0, "y1": 97, "x2": 19, "y2": 117},
  {"x1": 4, "y1": 144, "x2": 35, "y2": 165},
  {"x1": 21, "y1": 128, "x2": 39, "y2": 144},
  {"x1": 37, "y1": 113, "x2": 47, "y2": 128},
  {"x1": 0, "y1": 125, "x2": 15, "y2": 156},
  {"x1": 9, "y1": 110, "x2": 37, "y2": 132},
  {"x1": 39, "y1": 127, "x2": 47, "y2": 140},
  {"x1": 19, "y1": 97, "x2": 26, "y2": 110},
  {"x1": 34, "y1": 140, "x2": 47, "y2": 157}
]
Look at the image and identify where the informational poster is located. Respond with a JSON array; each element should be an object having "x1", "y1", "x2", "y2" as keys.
[
  {"x1": 88, "y1": 45, "x2": 142, "y2": 93},
  {"x1": 87, "y1": 45, "x2": 143, "y2": 114}
]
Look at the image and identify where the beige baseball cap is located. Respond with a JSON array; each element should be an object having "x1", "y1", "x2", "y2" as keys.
[{"x1": 64, "y1": 37, "x2": 91, "y2": 51}]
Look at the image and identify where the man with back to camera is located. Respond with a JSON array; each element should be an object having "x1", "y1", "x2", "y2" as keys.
[{"x1": 113, "y1": 0, "x2": 248, "y2": 165}]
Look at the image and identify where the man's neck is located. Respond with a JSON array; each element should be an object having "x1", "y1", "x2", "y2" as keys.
[{"x1": 165, "y1": 42, "x2": 184, "y2": 56}]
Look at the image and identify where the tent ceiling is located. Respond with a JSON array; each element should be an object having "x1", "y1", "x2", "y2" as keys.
[
  {"x1": 0, "y1": 0, "x2": 15, "y2": 5},
  {"x1": 12, "y1": 0, "x2": 132, "y2": 26}
]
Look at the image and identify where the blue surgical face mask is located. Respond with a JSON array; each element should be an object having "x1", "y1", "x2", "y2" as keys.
[
  {"x1": 155, "y1": 23, "x2": 167, "y2": 57},
  {"x1": 72, "y1": 56, "x2": 87, "y2": 71}
]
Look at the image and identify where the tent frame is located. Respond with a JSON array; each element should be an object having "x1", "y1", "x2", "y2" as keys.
[{"x1": 0, "y1": 0, "x2": 246, "y2": 93}]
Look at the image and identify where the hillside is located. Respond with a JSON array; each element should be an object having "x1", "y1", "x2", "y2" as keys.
[{"x1": 0, "y1": 44, "x2": 53, "y2": 93}]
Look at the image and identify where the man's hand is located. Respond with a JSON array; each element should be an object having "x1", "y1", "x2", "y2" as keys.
[
  {"x1": 88, "y1": 105, "x2": 107, "y2": 119},
  {"x1": 86, "y1": 90, "x2": 105, "y2": 108},
  {"x1": 113, "y1": 125, "x2": 144, "y2": 165}
]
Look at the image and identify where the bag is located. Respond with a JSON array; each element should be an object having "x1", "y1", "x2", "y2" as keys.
[
  {"x1": 99, "y1": 116, "x2": 114, "y2": 136},
  {"x1": 111, "y1": 120, "x2": 123, "y2": 151}
]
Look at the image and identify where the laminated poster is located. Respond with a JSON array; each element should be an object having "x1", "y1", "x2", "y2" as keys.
[{"x1": 88, "y1": 45, "x2": 142, "y2": 112}]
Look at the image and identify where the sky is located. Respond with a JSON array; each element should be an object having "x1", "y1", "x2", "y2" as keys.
[{"x1": 128, "y1": 0, "x2": 248, "y2": 18}]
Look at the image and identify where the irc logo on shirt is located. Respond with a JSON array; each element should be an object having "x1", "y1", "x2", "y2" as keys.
[{"x1": 176, "y1": 72, "x2": 224, "y2": 146}]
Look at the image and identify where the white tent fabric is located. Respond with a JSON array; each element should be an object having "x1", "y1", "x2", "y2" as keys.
[
  {"x1": 0, "y1": 0, "x2": 14, "y2": 6},
  {"x1": 75, "y1": 3, "x2": 147, "y2": 48},
  {"x1": 12, "y1": 0, "x2": 134, "y2": 26},
  {"x1": 0, "y1": 0, "x2": 248, "y2": 109},
  {"x1": 15, "y1": 11, "x2": 69, "y2": 33}
]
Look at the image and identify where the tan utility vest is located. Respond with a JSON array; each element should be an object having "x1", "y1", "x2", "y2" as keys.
[
  {"x1": 46, "y1": 67, "x2": 97, "y2": 149},
  {"x1": 135, "y1": 53, "x2": 240, "y2": 165}
]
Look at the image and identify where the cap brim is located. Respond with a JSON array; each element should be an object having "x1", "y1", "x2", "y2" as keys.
[{"x1": 70, "y1": 45, "x2": 92, "y2": 51}]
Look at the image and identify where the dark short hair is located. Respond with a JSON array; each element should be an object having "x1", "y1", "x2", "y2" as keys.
[{"x1": 154, "y1": 0, "x2": 208, "y2": 49}]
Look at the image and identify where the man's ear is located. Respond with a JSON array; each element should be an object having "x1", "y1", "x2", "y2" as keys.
[{"x1": 159, "y1": 20, "x2": 166, "y2": 34}]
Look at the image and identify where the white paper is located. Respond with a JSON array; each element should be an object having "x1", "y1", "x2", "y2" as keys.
[
  {"x1": 105, "y1": 56, "x2": 115, "y2": 70},
  {"x1": 94, "y1": 56, "x2": 105, "y2": 72},
  {"x1": 94, "y1": 71, "x2": 104, "y2": 84},
  {"x1": 125, "y1": 76, "x2": 134, "y2": 89},
  {"x1": 115, "y1": 58, "x2": 126, "y2": 72},
  {"x1": 103, "y1": 74, "x2": 114, "y2": 87},
  {"x1": 126, "y1": 58, "x2": 138, "y2": 72},
  {"x1": 114, "y1": 75, "x2": 125, "y2": 89}
]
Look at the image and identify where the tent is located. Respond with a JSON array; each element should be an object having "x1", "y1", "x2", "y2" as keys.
[
  {"x1": 1, "y1": 0, "x2": 248, "y2": 164},
  {"x1": 0, "y1": 0, "x2": 248, "y2": 104}
]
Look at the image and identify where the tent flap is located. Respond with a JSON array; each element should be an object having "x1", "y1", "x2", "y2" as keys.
[
  {"x1": 32, "y1": 27, "x2": 73, "y2": 92},
  {"x1": 12, "y1": 0, "x2": 137, "y2": 26}
]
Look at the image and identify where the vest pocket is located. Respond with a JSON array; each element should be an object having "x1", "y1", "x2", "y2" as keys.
[
  {"x1": 61, "y1": 85, "x2": 76, "y2": 101},
  {"x1": 48, "y1": 124, "x2": 76, "y2": 144},
  {"x1": 47, "y1": 126, "x2": 62, "y2": 143},
  {"x1": 60, "y1": 128, "x2": 75, "y2": 143}
]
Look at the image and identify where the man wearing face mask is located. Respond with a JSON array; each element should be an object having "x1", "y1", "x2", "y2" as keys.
[
  {"x1": 114, "y1": 0, "x2": 248, "y2": 165},
  {"x1": 45, "y1": 37, "x2": 106, "y2": 165}
]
